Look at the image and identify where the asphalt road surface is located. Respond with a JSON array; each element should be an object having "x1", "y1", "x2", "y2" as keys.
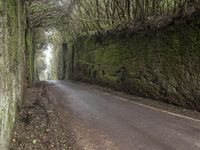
[{"x1": 44, "y1": 80, "x2": 200, "y2": 150}]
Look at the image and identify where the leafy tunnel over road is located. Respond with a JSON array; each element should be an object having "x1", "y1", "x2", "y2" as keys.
[{"x1": 0, "y1": 0, "x2": 200, "y2": 150}]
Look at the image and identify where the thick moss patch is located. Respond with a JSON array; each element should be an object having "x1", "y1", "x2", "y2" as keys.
[
  {"x1": 67, "y1": 18, "x2": 200, "y2": 111},
  {"x1": 0, "y1": 0, "x2": 32, "y2": 149}
]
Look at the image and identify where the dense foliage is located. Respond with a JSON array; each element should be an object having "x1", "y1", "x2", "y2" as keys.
[
  {"x1": 68, "y1": 0, "x2": 200, "y2": 38},
  {"x1": 25, "y1": 0, "x2": 199, "y2": 39},
  {"x1": 26, "y1": 0, "x2": 78, "y2": 28}
]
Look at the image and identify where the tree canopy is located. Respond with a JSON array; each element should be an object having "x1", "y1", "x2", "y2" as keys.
[
  {"x1": 26, "y1": 0, "x2": 200, "y2": 39},
  {"x1": 68, "y1": 0, "x2": 200, "y2": 38},
  {"x1": 26, "y1": 0, "x2": 78, "y2": 28}
]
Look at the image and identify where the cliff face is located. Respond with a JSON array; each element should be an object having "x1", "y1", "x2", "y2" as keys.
[
  {"x1": 66, "y1": 16, "x2": 200, "y2": 111},
  {"x1": 0, "y1": 0, "x2": 33, "y2": 149}
]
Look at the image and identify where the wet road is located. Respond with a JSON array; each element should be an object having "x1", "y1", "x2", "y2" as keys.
[{"x1": 44, "y1": 80, "x2": 200, "y2": 150}]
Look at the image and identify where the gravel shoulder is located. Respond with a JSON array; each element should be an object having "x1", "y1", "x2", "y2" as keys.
[{"x1": 10, "y1": 83, "x2": 78, "y2": 150}]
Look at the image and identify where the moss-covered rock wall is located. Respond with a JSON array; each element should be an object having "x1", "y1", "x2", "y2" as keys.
[
  {"x1": 66, "y1": 16, "x2": 200, "y2": 110},
  {"x1": 0, "y1": 0, "x2": 33, "y2": 149}
]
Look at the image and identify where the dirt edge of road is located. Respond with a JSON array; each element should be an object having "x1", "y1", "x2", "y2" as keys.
[{"x1": 10, "y1": 83, "x2": 78, "y2": 150}]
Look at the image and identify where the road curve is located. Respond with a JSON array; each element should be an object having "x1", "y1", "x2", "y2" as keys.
[{"x1": 44, "y1": 80, "x2": 200, "y2": 150}]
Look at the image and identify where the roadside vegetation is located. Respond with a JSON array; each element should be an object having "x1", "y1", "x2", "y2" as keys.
[
  {"x1": 68, "y1": 0, "x2": 199, "y2": 37},
  {"x1": 26, "y1": 0, "x2": 200, "y2": 38},
  {"x1": 0, "y1": 0, "x2": 199, "y2": 150}
]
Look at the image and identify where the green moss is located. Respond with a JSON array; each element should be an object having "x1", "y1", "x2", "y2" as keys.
[
  {"x1": 26, "y1": 28, "x2": 34, "y2": 82},
  {"x1": 0, "y1": 0, "x2": 28, "y2": 149},
  {"x1": 7, "y1": 0, "x2": 18, "y2": 69},
  {"x1": 68, "y1": 21, "x2": 200, "y2": 110}
]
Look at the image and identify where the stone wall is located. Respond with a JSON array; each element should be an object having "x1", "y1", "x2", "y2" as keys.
[
  {"x1": 66, "y1": 15, "x2": 200, "y2": 111},
  {"x1": 0, "y1": 0, "x2": 32, "y2": 149}
]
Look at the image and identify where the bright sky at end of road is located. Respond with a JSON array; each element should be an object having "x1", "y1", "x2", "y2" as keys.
[
  {"x1": 44, "y1": 45, "x2": 53, "y2": 65},
  {"x1": 43, "y1": 44, "x2": 53, "y2": 80}
]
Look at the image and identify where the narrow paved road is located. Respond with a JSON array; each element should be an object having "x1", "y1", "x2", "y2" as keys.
[{"x1": 44, "y1": 80, "x2": 200, "y2": 150}]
